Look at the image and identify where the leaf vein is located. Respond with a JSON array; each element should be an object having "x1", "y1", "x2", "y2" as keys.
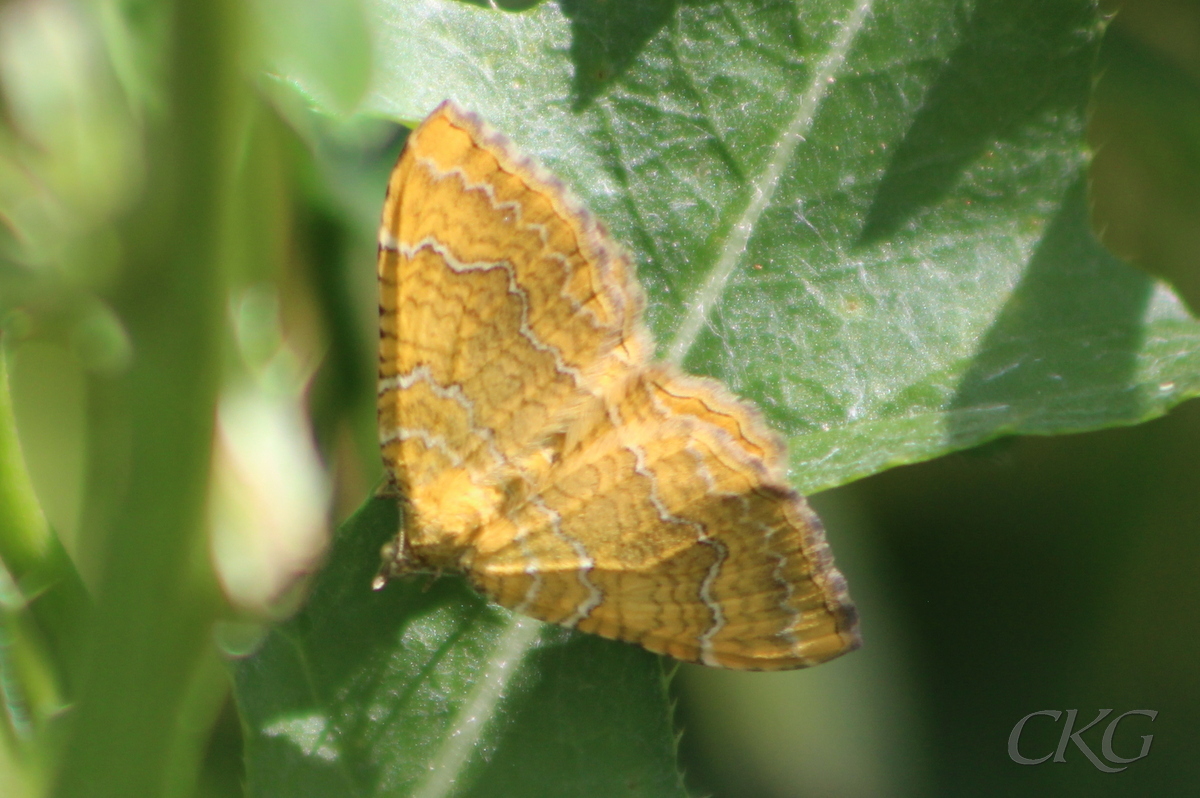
[{"x1": 667, "y1": 0, "x2": 875, "y2": 364}]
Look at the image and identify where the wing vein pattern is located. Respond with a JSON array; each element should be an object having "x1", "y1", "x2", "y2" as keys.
[{"x1": 377, "y1": 101, "x2": 859, "y2": 670}]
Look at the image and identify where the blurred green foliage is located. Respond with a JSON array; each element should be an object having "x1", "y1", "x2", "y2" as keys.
[{"x1": 0, "y1": 0, "x2": 1198, "y2": 797}]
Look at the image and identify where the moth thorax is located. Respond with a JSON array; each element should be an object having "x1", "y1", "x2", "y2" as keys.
[{"x1": 405, "y1": 471, "x2": 501, "y2": 562}]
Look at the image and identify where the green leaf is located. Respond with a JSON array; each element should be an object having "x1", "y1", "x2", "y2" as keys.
[
  {"x1": 352, "y1": 0, "x2": 1200, "y2": 492},
  {"x1": 252, "y1": 0, "x2": 372, "y2": 114},
  {"x1": 235, "y1": 498, "x2": 686, "y2": 798},
  {"x1": 242, "y1": 0, "x2": 1200, "y2": 793}
]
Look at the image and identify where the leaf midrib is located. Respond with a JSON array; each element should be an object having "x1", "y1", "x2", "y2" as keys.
[{"x1": 665, "y1": 0, "x2": 876, "y2": 365}]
